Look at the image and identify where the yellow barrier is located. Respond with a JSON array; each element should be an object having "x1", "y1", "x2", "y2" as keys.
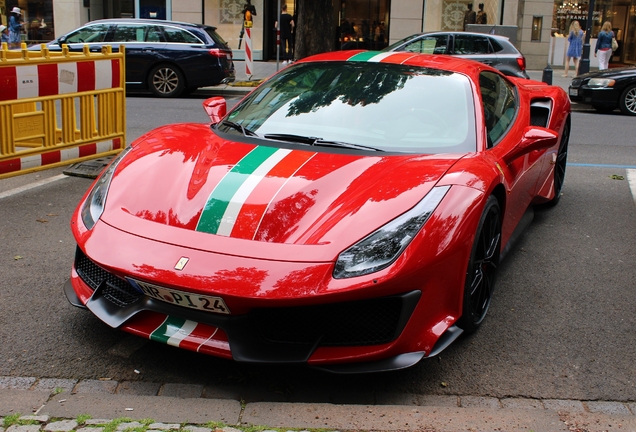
[{"x1": 0, "y1": 42, "x2": 126, "y2": 178}]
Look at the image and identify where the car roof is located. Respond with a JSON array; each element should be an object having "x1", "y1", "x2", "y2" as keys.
[
  {"x1": 298, "y1": 50, "x2": 487, "y2": 78},
  {"x1": 416, "y1": 31, "x2": 512, "y2": 43},
  {"x1": 84, "y1": 18, "x2": 216, "y2": 31}
]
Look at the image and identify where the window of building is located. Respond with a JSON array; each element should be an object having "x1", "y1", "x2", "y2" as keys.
[{"x1": 1, "y1": 0, "x2": 55, "y2": 43}]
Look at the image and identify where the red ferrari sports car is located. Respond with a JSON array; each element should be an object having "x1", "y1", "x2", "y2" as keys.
[{"x1": 64, "y1": 51, "x2": 571, "y2": 373}]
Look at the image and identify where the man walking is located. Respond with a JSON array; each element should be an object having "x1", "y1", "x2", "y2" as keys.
[{"x1": 275, "y1": 4, "x2": 295, "y2": 64}]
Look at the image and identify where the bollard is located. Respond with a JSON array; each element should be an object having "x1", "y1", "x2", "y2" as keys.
[{"x1": 541, "y1": 63, "x2": 553, "y2": 85}]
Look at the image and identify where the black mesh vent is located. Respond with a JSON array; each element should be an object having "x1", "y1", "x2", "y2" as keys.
[
  {"x1": 530, "y1": 106, "x2": 550, "y2": 127},
  {"x1": 250, "y1": 296, "x2": 403, "y2": 347},
  {"x1": 75, "y1": 247, "x2": 142, "y2": 307}
]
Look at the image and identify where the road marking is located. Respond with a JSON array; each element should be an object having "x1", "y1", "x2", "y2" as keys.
[
  {"x1": 0, "y1": 174, "x2": 67, "y2": 200},
  {"x1": 568, "y1": 163, "x2": 636, "y2": 169},
  {"x1": 627, "y1": 169, "x2": 636, "y2": 206}
]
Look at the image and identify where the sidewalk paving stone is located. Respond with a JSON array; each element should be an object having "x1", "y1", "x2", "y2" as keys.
[
  {"x1": 0, "y1": 377, "x2": 37, "y2": 390},
  {"x1": 459, "y1": 396, "x2": 501, "y2": 409},
  {"x1": 500, "y1": 397, "x2": 545, "y2": 410},
  {"x1": 116, "y1": 381, "x2": 162, "y2": 396},
  {"x1": 585, "y1": 400, "x2": 632, "y2": 415},
  {"x1": 6, "y1": 426, "x2": 41, "y2": 432},
  {"x1": 147, "y1": 424, "x2": 180, "y2": 430},
  {"x1": 543, "y1": 399, "x2": 586, "y2": 412},
  {"x1": 43, "y1": 421, "x2": 77, "y2": 432},
  {"x1": 33, "y1": 380, "x2": 77, "y2": 394},
  {"x1": 158, "y1": 383, "x2": 203, "y2": 399},
  {"x1": 73, "y1": 380, "x2": 117, "y2": 395},
  {"x1": 18, "y1": 417, "x2": 49, "y2": 423}
]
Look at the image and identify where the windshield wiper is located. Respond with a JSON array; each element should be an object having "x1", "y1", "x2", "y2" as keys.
[
  {"x1": 219, "y1": 120, "x2": 258, "y2": 137},
  {"x1": 263, "y1": 133, "x2": 320, "y2": 145},
  {"x1": 313, "y1": 139, "x2": 383, "y2": 152},
  {"x1": 263, "y1": 134, "x2": 383, "y2": 152}
]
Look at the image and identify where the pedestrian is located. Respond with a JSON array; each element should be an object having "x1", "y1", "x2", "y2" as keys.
[
  {"x1": 476, "y1": 3, "x2": 487, "y2": 25},
  {"x1": 594, "y1": 21, "x2": 614, "y2": 71},
  {"x1": 463, "y1": 3, "x2": 476, "y2": 31},
  {"x1": 0, "y1": 25, "x2": 9, "y2": 45},
  {"x1": 8, "y1": 6, "x2": 23, "y2": 50},
  {"x1": 563, "y1": 20, "x2": 583, "y2": 77},
  {"x1": 275, "y1": 4, "x2": 294, "y2": 64}
]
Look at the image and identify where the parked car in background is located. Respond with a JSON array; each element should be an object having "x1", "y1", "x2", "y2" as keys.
[
  {"x1": 568, "y1": 66, "x2": 636, "y2": 116},
  {"x1": 383, "y1": 31, "x2": 529, "y2": 79},
  {"x1": 31, "y1": 19, "x2": 235, "y2": 97}
]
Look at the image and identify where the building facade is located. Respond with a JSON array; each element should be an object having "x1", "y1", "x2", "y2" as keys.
[{"x1": 3, "y1": 0, "x2": 634, "y2": 70}]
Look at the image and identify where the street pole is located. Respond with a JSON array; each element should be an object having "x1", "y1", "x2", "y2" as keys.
[
  {"x1": 578, "y1": 0, "x2": 595, "y2": 75},
  {"x1": 276, "y1": 0, "x2": 281, "y2": 71}
]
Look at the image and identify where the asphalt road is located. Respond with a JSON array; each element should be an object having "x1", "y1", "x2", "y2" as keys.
[{"x1": 1, "y1": 95, "x2": 635, "y2": 404}]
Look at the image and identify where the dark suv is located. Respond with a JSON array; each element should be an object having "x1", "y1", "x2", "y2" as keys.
[
  {"x1": 383, "y1": 32, "x2": 529, "y2": 79},
  {"x1": 34, "y1": 19, "x2": 235, "y2": 97}
]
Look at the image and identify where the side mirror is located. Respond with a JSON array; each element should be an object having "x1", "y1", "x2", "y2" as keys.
[
  {"x1": 202, "y1": 97, "x2": 227, "y2": 124},
  {"x1": 504, "y1": 126, "x2": 559, "y2": 163}
]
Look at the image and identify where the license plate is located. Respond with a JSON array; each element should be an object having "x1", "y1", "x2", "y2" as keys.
[
  {"x1": 569, "y1": 88, "x2": 579, "y2": 96},
  {"x1": 129, "y1": 279, "x2": 230, "y2": 314}
]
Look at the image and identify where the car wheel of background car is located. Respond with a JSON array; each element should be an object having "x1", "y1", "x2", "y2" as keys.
[
  {"x1": 150, "y1": 64, "x2": 185, "y2": 98},
  {"x1": 619, "y1": 84, "x2": 636, "y2": 116},
  {"x1": 458, "y1": 195, "x2": 501, "y2": 333}
]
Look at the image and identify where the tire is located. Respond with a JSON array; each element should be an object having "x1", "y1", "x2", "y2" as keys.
[
  {"x1": 544, "y1": 116, "x2": 570, "y2": 207},
  {"x1": 149, "y1": 64, "x2": 185, "y2": 98},
  {"x1": 457, "y1": 195, "x2": 501, "y2": 333},
  {"x1": 619, "y1": 84, "x2": 636, "y2": 116}
]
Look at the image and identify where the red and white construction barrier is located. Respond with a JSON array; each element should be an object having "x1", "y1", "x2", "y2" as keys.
[
  {"x1": 0, "y1": 59, "x2": 121, "y2": 101},
  {"x1": 0, "y1": 138, "x2": 122, "y2": 176},
  {"x1": 245, "y1": 27, "x2": 252, "y2": 79}
]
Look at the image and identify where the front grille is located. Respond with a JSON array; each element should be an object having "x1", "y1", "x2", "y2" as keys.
[
  {"x1": 250, "y1": 296, "x2": 404, "y2": 347},
  {"x1": 75, "y1": 247, "x2": 142, "y2": 307}
]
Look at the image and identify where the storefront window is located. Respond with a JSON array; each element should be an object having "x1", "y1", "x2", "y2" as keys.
[
  {"x1": 552, "y1": 0, "x2": 635, "y2": 64},
  {"x1": 2, "y1": 0, "x2": 55, "y2": 43},
  {"x1": 337, "y1": 0, "x2": 389, "y2": 50},
  {"x1": 440, "y1": 0, "x2": 500, "y2": 31}
]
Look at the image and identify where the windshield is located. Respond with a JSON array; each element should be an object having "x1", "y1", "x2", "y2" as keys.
[{"x1": 221, "y1": 62, "x2": 476, "y2": 154}]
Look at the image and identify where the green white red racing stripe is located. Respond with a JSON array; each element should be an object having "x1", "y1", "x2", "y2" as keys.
[
  {"x1": 124, "y1": 312, "x2": 230, "y2": 357},
  {"x1": 196, "y1": 146, "x2": 316, "y2": 239},
  {"x1": 149, "y1": 315, "x2": 221, "y2": 353},
  {"x1": 346, "y1": 51, "x2": 419, "y2": 63}
]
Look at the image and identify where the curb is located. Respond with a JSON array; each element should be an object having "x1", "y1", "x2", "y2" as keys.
[{"x1": 3, "y1": 377, "x2": 636, "y2": 432}]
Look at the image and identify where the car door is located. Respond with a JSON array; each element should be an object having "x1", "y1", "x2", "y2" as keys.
[
  {"x1": 452, "y1": 33, "x2": 498, "y2": 69},
  {"x1": 53, "y1": 23, "x2": 113, "y2": 53},
  {"x1": 395, "y1": 34, "x2": 450, "y2": 54},
  {"x1": 111, "y1": 23, "x2": 166, "y2": 85},
  {"x1": 479, "y1": 71, "x2": 545, "y2": 241}
]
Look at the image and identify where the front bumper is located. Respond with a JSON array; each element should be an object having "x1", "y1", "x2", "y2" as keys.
[{"x1": 569, "y1": 85, "x2": 618, "y2": 108}]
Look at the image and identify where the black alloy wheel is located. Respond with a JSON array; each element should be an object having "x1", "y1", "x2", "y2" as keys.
[
  {"x1": 149, "y1": 64, "x2": 185, "y2": 98},
  {"x1": 619, "y1": 84, "x2": 636, "y2": 116},
  {"x1": 458, "y1": 195, "x2": 501, "y2": 333},
  {"x1": 546, "y1": 116, "x2": 570, "y2": 206}
]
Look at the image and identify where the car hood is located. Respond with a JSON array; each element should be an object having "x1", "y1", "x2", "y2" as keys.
[
  {"x1": 101, "y1": 124, "x2": 463, "y2": 255},
  {"x1": 577, "y1": 66, "x2": 636, "y2": 81}
]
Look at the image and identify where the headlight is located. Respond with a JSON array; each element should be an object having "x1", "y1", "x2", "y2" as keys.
[
  {"x1": 333, "y1": 186, "x2": 450, "y2": 279},
  {"x1": 81, "y1": 147, "x2": 131, "y2": 230},
  {"x1": 587, "y1": 78, "x2": 616, "y2": 88}
]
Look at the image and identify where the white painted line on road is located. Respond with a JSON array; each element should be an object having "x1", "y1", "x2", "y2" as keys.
[
  {"x1": 628, "y1": 169, "x2": 636, "y2": 207},
  {"x1": 0, "y1": 174, "x2": 68, "y2": 200}
]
